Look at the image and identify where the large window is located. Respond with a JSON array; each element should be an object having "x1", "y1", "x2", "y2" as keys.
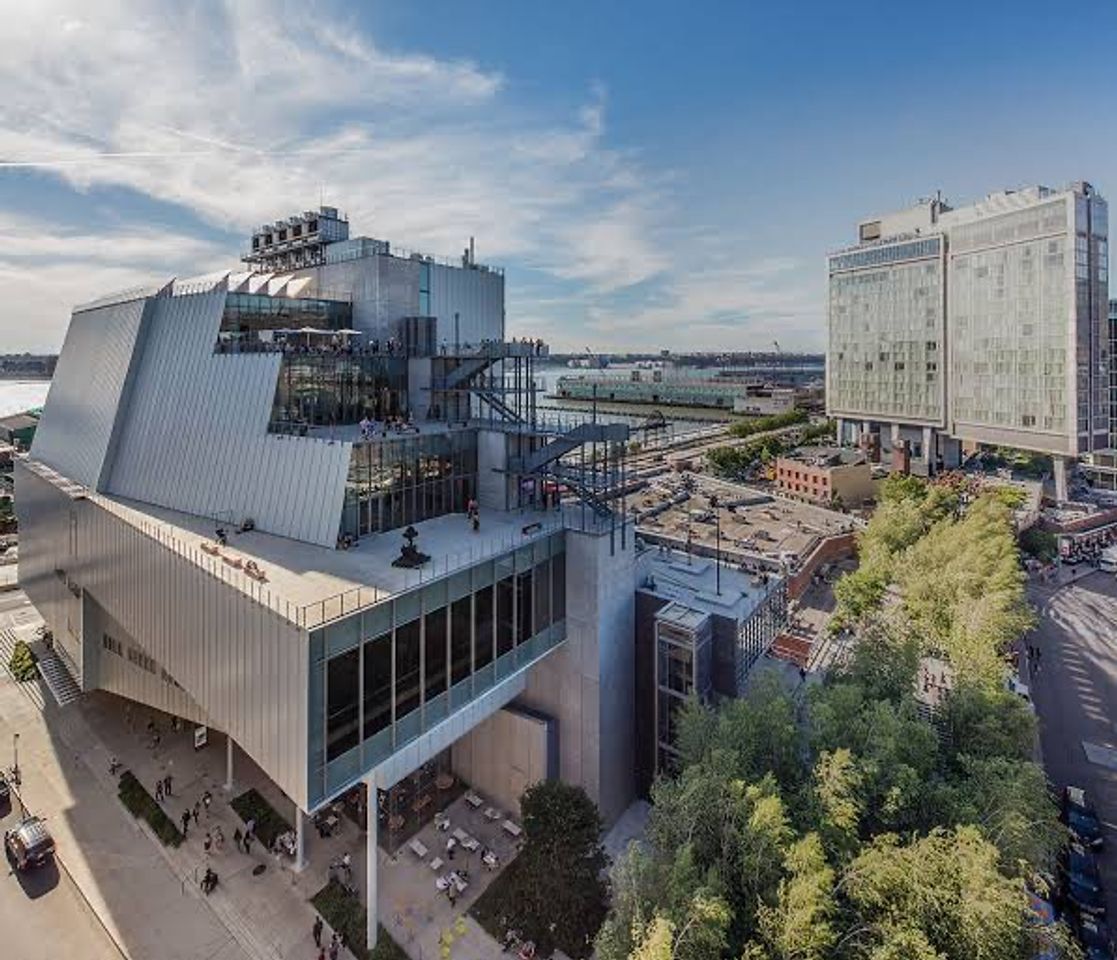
[
  {"x1": 424, "y1": 607, "x2": 448, "y2": 701},
  {"x1": 362, "y1": 632, "x2": 392, "y2": 740},
  {"x1": 516, "y1": 570, "x2": 534, "y2": 645},
  {"x1": 326, "y1": 649, "x2": 360, "y2": 761},
  {"x1": 496, "y1": 576, "x2": 515, "y2": 658},
  {"x1": 533, "y1": 557, "x2": 551, "y2": 632},
  {"x1": 395, "y1": 619, "x2": 421, "y2": 720},
  {"x1": 342, "y1": 431, "x2": 477, "y2": 537},
  {"x1": 451, "y1": 595, "x2": 473, "y2": 684},
  {"x1": 474, "y1": 586, "x2": 494, "y2": 669},
  {"x1": 553, "y1": 551, "x2": 566, "y2": 623}
]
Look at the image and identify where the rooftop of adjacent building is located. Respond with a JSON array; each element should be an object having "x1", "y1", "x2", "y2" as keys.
[
  {"x1": 636, "y1": 546, "x2": 779, "y2": 623},
  {"x1": 778, "y1": 445, "x2": 868, "y2": 468},
  {"x1": 832, "y1": 180, "x2": 1103, "y2": 256}
]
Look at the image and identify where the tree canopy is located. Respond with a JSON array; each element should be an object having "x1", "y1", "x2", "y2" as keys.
[{"x1": 598, "y1": 483, "x2": 1066, "y2": 960}]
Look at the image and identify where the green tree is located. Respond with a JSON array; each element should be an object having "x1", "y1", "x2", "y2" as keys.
[
  {"x1": 754, "y1": 833, "x2": 837, "y2": 960},
  {"x1": 810, "y1": 749, "x2": 863, "y2": 863},
  {"x1": 845, "y1": 826, "x2": 1030, "y2": 960},
  {"x1": 504, "y1": 781, "x2": 608, "y2": 956}
]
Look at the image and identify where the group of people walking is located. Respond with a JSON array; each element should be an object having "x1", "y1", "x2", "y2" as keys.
[{"x1": 312, "y1": 915, "x2": 345, "y2": 960}]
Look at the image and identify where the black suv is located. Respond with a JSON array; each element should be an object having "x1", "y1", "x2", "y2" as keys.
[{"x1": 4, "y1": 816, "x2": 55, "y2": 871}]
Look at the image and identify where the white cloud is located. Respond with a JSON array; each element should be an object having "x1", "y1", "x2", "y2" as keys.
[{"x1": 0, "y1": 0, "x2": 821, "y2": 353}]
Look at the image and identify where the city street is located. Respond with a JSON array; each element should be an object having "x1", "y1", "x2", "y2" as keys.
[
  {"x1": 0, "y1": 794, "x2": 122, "y2": 960},
  {"x1": 1030, "y1": 570, "x2": 1117, "y2": 916}
]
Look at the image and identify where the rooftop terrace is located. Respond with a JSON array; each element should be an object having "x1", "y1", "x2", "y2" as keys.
[{"x1": 94, "y1": 493, "x2": 565, "y2": 630}]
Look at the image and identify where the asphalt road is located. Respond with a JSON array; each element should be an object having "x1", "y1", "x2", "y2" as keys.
[
  {"x1": 1030, "y1": 569, "x2": 1117, "y2": 918},
  {"x1": 0, "y1": 793, "x2": 122, "y2": 960}
]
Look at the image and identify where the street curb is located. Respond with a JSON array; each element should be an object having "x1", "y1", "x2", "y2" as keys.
[{"x1": 5, "y1": 775, "x2": 129, "y2": 960}]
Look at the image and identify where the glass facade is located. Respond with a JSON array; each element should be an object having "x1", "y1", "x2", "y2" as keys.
[
  {"x1": 270, "y1": 354, "x2": 408, "y2": 431},
  {"x1": 310, "y1": 533, "x2": 567, "y2": 807},
  {"x1": 828, "y1": 238, "x2": 945, "y2": 424},
  {"x1": 220, "y1": 292, "x2": 352, "y2": 336},
  {"x1": 340, "y1": 430, "x2": 477, "y2": 537},
  {"x1": 948, "y1": 198, "x2": 1076, "y2": 446},
  {"x1": 654, "y1": 616, "x2": 712, "y2": 774}
]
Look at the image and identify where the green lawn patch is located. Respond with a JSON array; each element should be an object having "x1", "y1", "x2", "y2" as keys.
[
  {"x1": 8, "y1": 639, "x2": 37, "y2": 682},
  {"x1": 118, "y1": 771, "x2": 183, "y2": 847},
  {"x1": 230, "y1": 787, "x2": 292, "y2": 848},
  {"x1": 311, "y1": 880, "x2": 407, "y2": 960}
]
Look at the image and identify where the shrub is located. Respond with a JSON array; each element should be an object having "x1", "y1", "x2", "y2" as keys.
[
  {"x1": 230, "y1": 788, "x2": 292, "y2": 847},
  {"x1": 311, "y1": 880, "x2": 406, "y2": 960},
  {"x1": 118, "y1": 771, "x2": 183, "y2": 847},
  {"x1": 8, "y1": 640, "x2": 37, "y2": 682}
]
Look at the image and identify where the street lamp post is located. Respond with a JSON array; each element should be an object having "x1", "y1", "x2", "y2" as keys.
[
  {"x1": 711, "y1": 495, "x2": 721, "y2": 595},
  {"x1": 12, "y1": 732, "x2": 19, "y2": 786}
]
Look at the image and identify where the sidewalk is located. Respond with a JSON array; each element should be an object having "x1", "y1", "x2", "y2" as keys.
[{"x1": 0, "y1": 673, "x2": 250, "y2": 960}]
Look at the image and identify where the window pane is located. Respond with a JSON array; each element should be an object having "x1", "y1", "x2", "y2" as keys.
[
  {"x1": 424, "y1": 606, "x2": 448, "y2": 702},
  {"x1": 362, "y1": 632, "x2": 392, "y2": 740},
  {"x1": 516, "y1": 570, "x2": 533, "y2": 643},
  {"x1": 533, "y1": 557, "x2": 551, "y2": 631},
  {"x1": 474, "y1": 586, "x2": 494, "y2": 669},
  {"x1": 553, "y1": 552, "x2": 566, "y2": 622},
  {"x1": 395, "y1": 619, "x2": 421, "y2": 720},
  {"x1": 496, "y1": 576, "x2": 514, "y2": 657},
  {"x1": 451, "y1": 595, "x2": 473, "y2": 683},
  {"x1": 326, "y1": 648, "x2": 359, "y2": 761}
]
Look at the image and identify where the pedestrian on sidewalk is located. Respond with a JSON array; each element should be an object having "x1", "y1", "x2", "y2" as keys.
[
  {"x1": 318, "y1": 950, "x2": 325, "y2": 960},
  {"x1": 204, "y1": 832, "x2": 212, "y2": 855},
  {"x1": 155, "y1": 779, "x2": 164, "y2": 803},
  {"x1": 329, "y1": 933, "x2": 340, "y2": 960},
  {"x1": 213, "y1": 825, "x2": 225, "y2": 852},
  {"x1": 192, "y1": 801, "x2": 201, "y2": 826},
  {"x1": 202, "y1": 790, "x2": 212, "y2": 817},
  {"x1": 245, "y1": 817, "x2": 256, "y2": 844},
  {"x1": 313, "y1": 915, "x2": 324, "y2": 948},
  {"x1": 164, "y1": 774, "x2": 173, "y2": 797},
  {"x1": 181, "y1": 810, "x2": 191, "y2": 837},
  {"x1": 244, "y1": 832, "x2": 254, "y2": 855},
  {"x1": 233, "y1": 827, "x2": 243, "y2": 851}
]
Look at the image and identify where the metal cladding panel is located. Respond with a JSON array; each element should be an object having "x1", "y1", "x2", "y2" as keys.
[
  {"x1": 31, "y1": 296, "x2": 151, "y2": 488},
  {"x1": 105, "y1": 291, "x2": 350, "y2": 546},
  {"x1": 430, "y1": 263, "x2": 504, "y2": 347},
  {"x1": 19, "y1": 472, "x2": 311, "y2": 808}
]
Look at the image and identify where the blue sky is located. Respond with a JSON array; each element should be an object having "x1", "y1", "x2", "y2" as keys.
[{"x1": 1, "y1": 0, "x2": 1115, "y2": 352}]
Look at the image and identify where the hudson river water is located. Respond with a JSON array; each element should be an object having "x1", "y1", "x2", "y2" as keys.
[{"x1": 0, "y1": 380, "x2": 50, "y2": 418}]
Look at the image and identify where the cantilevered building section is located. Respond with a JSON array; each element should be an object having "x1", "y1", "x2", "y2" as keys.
[{"x1": 827, "y1": 182, "x2": 1109, "y2": 499}]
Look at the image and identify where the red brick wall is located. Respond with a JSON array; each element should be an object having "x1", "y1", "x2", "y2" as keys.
[{"x1": 787, "y1": 531, "x2": 857, "y2": 599}]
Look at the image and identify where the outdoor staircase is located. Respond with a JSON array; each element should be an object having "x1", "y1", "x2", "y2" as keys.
[{"x1": 36, "y1": 653, "x2": 82, "y2": 706}]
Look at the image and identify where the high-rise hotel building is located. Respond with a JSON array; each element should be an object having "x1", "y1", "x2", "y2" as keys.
[{"x1": 827, "y1": 182, "x2": 1108, "y2": 499}]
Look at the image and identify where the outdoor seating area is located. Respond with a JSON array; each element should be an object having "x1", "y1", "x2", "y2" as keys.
[{"x1": 382, "y1": 789, "x2": 525, "y2": 950}]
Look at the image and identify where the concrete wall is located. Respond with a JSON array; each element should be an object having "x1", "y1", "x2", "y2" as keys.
[
  {"x1": 518, "y1": 524, "x2": 637, "y2": 825},
  {"x1": 831, "y1": 464, "x2": 875, "y2": 507},
  {"x1": 451, "y1": 705, "x2": 553, "y2": 816},
  {"x1": 476, "y1": 430, "x2": 509, "y2": 511}
]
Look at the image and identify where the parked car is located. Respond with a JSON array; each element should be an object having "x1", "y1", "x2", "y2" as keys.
[
  {"x1": 1063, "y1": 786, "x2": 1105, "y2": 850},
  {"x1": 3, "y1": 816, "x2": 54, "y2": 871},
  {"x1": 1075, "y1": 915, "x2": 1115, "y2": 960},
  {"x1": 1060, "y1": 841, "x2": 1103, "y2": 889}
]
